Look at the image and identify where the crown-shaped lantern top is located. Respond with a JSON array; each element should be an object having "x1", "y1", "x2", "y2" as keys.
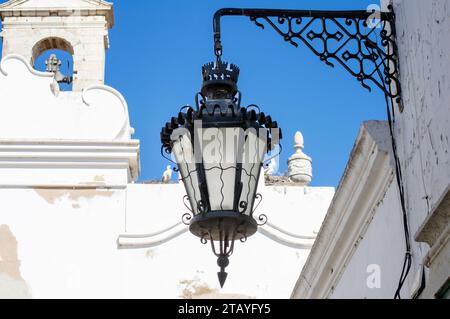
[{"x1": 201, "y1": 60, "x2": 240, "y2": 98}]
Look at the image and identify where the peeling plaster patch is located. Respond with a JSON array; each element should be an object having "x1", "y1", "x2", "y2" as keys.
[
  {"x1": 0, "y1": 225, "x2": 31, "y2": 299},
  {"x1": 94, "y1": 175, "x2": 106, "y2": 183},
  {"x1": 81, "y1": 175, "x2": 107, "y2": 187},
  {"x1": 0, "y1": 225, "x2": 22, "y2": 280},
  {"x1": 179, "y1": 279, "x2": 218, "y2": 299},
  {"x1": 145, "y1": 249, "x2": 157, "y2": 259},
  {"x1": 193, "y1": 292, "x2": 255, "y2": 299},
  {"x1": 34, "y1": 189, "x2": 62, "y2": 205},
  {"x1": 35, "y1": 188, "x2": 115, "y2": 206},
  {"x1": 178, "y1": 278, "x2": 253, "y2": 298},
  {"x1": 70, "y1": 189, "x2": 114, "y2": 201}
]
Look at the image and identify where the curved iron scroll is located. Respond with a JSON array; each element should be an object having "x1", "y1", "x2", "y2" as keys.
[{"x1": 213, "y1": 7, "x2": 402, "y2": 111}]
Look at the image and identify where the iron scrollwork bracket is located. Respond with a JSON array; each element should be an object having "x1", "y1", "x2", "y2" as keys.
[{"x1": 213, "y1": 7, "x2": 403, "y2": 111}]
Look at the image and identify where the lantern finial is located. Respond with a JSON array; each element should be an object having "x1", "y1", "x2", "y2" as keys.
[
  {"x1": 218, "y1": 270, "x2": 228, "y2": 289},
  {"x1": 217, "y1": 255, "x2": 229, "y2": 288},
  {"x1": 201, "y1": 60, "x2": 240, "y2": 97}
]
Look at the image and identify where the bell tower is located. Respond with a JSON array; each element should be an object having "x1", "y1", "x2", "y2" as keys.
[{"x1": 0, "y1": 0, "x2": 114, "y2": 91}]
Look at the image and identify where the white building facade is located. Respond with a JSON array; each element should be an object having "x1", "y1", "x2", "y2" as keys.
[
  {"x1": 292, "y1": 0, "x2": 450, "y2": 299},
  {"x1": 0, "y1": 0, "x2": 335, "y2": 299}
]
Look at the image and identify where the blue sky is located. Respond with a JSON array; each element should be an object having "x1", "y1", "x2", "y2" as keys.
[{"x1": 1, "y1": 0, "x2": 384, "y2": 187}]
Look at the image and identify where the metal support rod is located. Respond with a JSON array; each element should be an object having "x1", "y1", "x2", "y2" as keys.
[{"x1": 213, "y1": 8, "x2": 394, "y2": 55}]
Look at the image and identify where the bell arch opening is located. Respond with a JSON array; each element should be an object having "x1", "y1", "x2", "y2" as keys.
[
  {"x1": 31, "y1": 37, "x2": 75, "y2": 65},
  {"x1": 31, "y1": 37, "x2": 75, "y2": 91}
]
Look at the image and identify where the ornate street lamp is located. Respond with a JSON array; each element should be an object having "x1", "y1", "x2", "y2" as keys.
[
  {"x1": 202, "y1": 6, "x2": 409, "y2": 299},
  {"x1": 160, "y1": 5, "x2": 410, "y2": 294},
  {"x1": 160, "y1": 60, "x2": 281, "y2": 287}
]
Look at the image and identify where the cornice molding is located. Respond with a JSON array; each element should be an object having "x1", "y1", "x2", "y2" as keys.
[
  {"x1": 1, "y1": 19, "x2": 109, "y2": 29},
  {"x1": 416, "y1": 185, "x2": 450, "y2": 267},
  {"x1": 291, "y1": 121, "x2": 395, "y2": 299},
  {"x1": 0, "y1": 0, "x2": 114, "y2": 28},
  {"x1": 0, "y1": 139, "x2": 140, "y2": 186}
]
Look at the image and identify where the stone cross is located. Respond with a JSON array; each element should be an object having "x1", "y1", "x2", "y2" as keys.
[
  {"x1": 45, "y1": 54, "x2": 62, "y2": 73},
  {"x1": 45, "y1": 54, "x2": 72, "y2": 84}
]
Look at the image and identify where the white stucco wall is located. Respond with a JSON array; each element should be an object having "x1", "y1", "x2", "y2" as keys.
[
  {"x1": 291, "y1": 121, "x2": 409, "y2": 299},
  {"x1": 330, "y1": 180, "x2": 406, "y2": 298},
  {"x1": 0, "y1": 181, "x2": 334, "y2": 299},
  {"x1": 0, "y1": 51, "x2": 335, "y2": 298},
  {"x1": 0, "y1": 55, "x2": 133, "y2": 140},
  {"x1": 122, "y1": 183, "x2": 333, "y2": 299},
  {"x1": 293, "y1": 1, "x2": 450, "y2": 299},
  {"x1": 0, "y1": 188, "x2": 127, "y2": 299},
  {"x1": 388, "y1": 0, "x2": 450, "y2": 227},
  {"x1": 384, "y1": 0, "x2": 450, "y2": 297}
]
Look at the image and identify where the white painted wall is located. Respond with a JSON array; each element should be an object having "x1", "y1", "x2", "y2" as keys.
[
  {"x1": 0, "y1": 181, "x2": 334, "y2": 299},
  {"x1": 0, "y1": 55, "x2": 133, "y2": 140},
  {"x1": 0, "y1": 52, "x2": 335, "y2": 299},
  {"x1": 0, "y1": 188, "x2": 127, "y2": 299},
  {"x1": 384, "y1": 0, "x2": 450, "y2": 297},
  {"x1": 291, "y1": 121, "x2": 407, "y2": 299},
  {"x1": 330, "y1": 180, "x2": 406, "y2": 298},
  {"x1": 122, "y1": 183, "x2": 333, "y2": 299},
  {"x1": 292, "y1": 0, "x2": 450, "y2": 299},
  {"x1": 387, "y1": 0, "x2": 450, "y2": 229}
]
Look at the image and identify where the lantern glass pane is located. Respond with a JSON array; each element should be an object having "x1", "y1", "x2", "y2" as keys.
[
  {"x1": 202, "y1": 127, "x2": 237, "y2": 211},
  {"x1": 172, "y1": 130, "x2": 201, "y2": 215},
  {"x1": 239, "y1": 127, "x2": 267, "y2": 216}
]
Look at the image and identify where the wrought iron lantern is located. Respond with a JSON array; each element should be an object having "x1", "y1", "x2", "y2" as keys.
[
  {"x1": 160, "y1": 60, "x2": 281, "y2": 287},
  {"x1": 157, "y1": 4, "x2": 409, "y2": 298}
]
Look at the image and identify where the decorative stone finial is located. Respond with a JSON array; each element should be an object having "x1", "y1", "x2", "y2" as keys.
[
  {"x1": 288, "y1": 131, "x2": 312, "y2": 185},
  {"x1": 294, "y1": 131, "x2": 304, "y2": 149}
]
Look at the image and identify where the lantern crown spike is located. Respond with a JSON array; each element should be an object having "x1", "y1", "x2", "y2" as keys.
[
  {"x1": 201, "y1": 60, "x2": 240, "y2": 97},
  {"x1": 202, "y1": 60, "x2": 240, "y2": 83}
]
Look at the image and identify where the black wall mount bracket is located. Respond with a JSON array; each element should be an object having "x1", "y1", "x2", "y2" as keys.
[{"x1": 213, "y1": 6, "x2": 403, "y2": 111}]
